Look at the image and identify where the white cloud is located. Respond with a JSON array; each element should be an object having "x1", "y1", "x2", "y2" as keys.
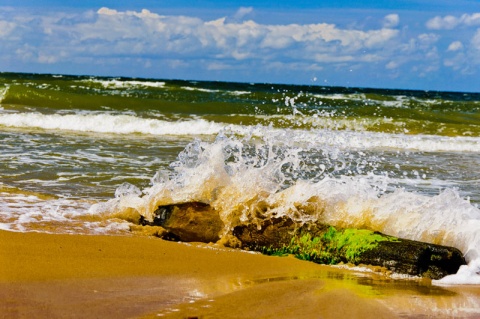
[
  {"x1": 461, "y1": 13, "x2": 480, "y2": 27},
  {"x1": 38, "y1": 54, "x2": 57, "y2": 64},
  {"x1": 97, "y1": 7, "x2": 161, "y2": 19},
  {"x1": 426, "y1": 13, "x2": 480, "y2": 30},
  {"x1": 314, "y1": 54, "x2": 354, "y2": 63},
  {"x1": 0, "y1": 6, "x2": 461, "y2": 84},
  {"x1": 441, "y1": 29, "x2": 480, "y2": 73},
  {"x1": 472, "y1": 29, "x2": 480, "y2": 49},
  {"x1": 426, "y1": 15, "x2": 459, "y2": 30},
  {"x1": 470, "y1": 29, "x2": 480, "y2": 65},
  {"x1": 364, "y1": 29, "x2": 399, "y2": 48},
  {"x1": 383, "y1": 14, "x2": 400, "y2": 28},
  {"x1": 233, "y1": 7, "x2": 253, "y2": 22},
  {"x1": 386, "y1": 61, "x2": 399, "y2": 69},
  {"x1": 97, "y1": 7, "x2": 117, "y2": 16},
  {"x1": 418, "y1": 33, "x2": 440, "y2": 45},
  {"x1": 36, "y1": 7, "x2": 398, "y2": 66},
  {"x1": 0, "y1": 20, "x2": 16, "y2": 37},
  {"x1": 448, "y1": 41, "x2": 464, "y2": 51},
  {"x1": 423, "y1": 13, "x2": 480, "y2": 72}
]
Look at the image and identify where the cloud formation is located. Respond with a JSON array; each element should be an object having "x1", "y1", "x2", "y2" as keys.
[
  {"x1": 383, "y1": 14, "x2": 400, "y2": 28},
  {"x1": 0, "y1": 7, "x2": 479, "y2": 91},
  {"x1": 0, "y1": 8, "x2": 400, "y2": 66},
  {"x1": 448, "y1": 41, "x2": 463, "y2": 52},
  {"x1": 426, "y1": 13, "x2": 480, "y2": 30},
  {"x1": 232, "y1": 6, "x2": 253, "y2": 22}
]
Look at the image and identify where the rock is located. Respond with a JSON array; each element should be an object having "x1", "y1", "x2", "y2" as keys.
[
  {"x1": 140, "y1": 203, "x2": 466, "y2": 279},
  {"x1": 233, "y1": 216, "x2": 466, "y2": 280},
  {"x1": 141, "y1": 202, "x2": 224, "y2": 243},
  {"x1": 359, "y1": 239, "x2": 466, "y2": 279}
]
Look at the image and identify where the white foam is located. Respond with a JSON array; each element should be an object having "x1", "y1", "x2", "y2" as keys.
[
  {"x1": 84, "y1": 79, "x2": 166, "y2": 89},
  {"x1": 294, "y1": 129, "x2": 480, "y2": 153},
  {"x1": 434, "y1": 259, "x2": 480, "y2": 285},
  {"x1": 2, "y1": 112, "x2": 479, "y2": 153},
  {"x1": 229, "y1": 90, "x2": 251, "y2": 96},
  {"x1": 313, "y1": 183, "x2": 480, "y2": 262},
  {"x1": 181, "y1": 86, "x2": 220, "y2": 93},
  {"x1": 90, "y1": 133, "x2": 480, "y2": 283},
  {"x1": 311, "y1": 93, "x2": 367, "y2": 101},
  {"x1": 115, "y1": 182, "x2": 142, "y2": 198},
  {"x1": 0, "y1": 188, "x2": 134, "y2": 235},
  {"x1": 0, "y1": 112, "x2": 230, "y2": 136},
  {"x1": 0, "y1": 85, "x2": 9, "y2": 103},
  {"x1": 308, "y1": 93, "x2": 468, "y2": 109}
]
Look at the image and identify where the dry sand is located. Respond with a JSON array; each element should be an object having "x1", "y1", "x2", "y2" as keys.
[{"x1": 1, "y1": 230, "x2": 479, "y2": 318}]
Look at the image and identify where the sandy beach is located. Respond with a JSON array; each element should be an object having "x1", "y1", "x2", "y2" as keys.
[{"x1": 1, "y1": 230, "x2": 480, "y2": 319}]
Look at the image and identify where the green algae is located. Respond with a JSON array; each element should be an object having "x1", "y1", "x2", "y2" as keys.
[{"x1": 261, "y1": 226, "x2": 399, "y2": 265}]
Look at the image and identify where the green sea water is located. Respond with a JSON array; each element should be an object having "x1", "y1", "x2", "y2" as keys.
[{"x1": 1, "y1": 72, "x2": 479, "y2": 199}]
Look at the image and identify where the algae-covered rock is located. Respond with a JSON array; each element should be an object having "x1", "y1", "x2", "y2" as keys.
[
  {"x1": 232, "y1": 217, "x2": 466, "y2": 280},
  {"x1": 141, "y1": 203, "x2": 466, "y2": 279}
]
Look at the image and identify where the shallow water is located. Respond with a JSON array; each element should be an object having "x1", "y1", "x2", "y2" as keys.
[{"x1": 146, "y1": 265, "x2": 480, "y2": 319}]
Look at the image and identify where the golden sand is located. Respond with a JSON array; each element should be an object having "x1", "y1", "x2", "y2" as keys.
[{"x1": 1, "y1": 230, "x2": 479, "y2": 318}]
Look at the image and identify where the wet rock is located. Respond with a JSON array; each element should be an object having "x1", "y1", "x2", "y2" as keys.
[
  {"x1": 140, "y1": 203, "x2": 466, "y2": 279},
  {"x1": 141, "y1": 202, "x2": 224, "y2": 243},
  {"x1": 359, "y1": 239, "x2": 466, "y2": 279},
  {"x1": 233, "y1": 217, "x2": 466, "y2": 280}
]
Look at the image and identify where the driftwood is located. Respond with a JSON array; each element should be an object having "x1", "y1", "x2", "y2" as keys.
[{"x1": 139, "y1": 202, "x2": 466, "y2": 280}]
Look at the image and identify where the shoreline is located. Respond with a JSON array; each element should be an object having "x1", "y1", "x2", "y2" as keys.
[{"x1": 2, "y1": 230, "x2": 480, "y2": 318}]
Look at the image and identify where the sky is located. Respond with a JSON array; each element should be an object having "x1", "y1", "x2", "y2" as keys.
[{"x1": 1, "y1": 1, "x2": 480, "y2": 92}]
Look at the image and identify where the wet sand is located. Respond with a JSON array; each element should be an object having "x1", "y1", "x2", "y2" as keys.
[{"x1": 1, "y1": 230, "x2": 479, "y2": 318}]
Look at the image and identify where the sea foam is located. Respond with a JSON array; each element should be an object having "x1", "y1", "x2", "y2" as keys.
[
  {"x1": 0, "y1": 112, "x2": 228, "y2": 136},
  {"x1": 84, "y1": 79, "x2": 166, "y2": 89},
  {"x1": 90, "y1": 133, "x2": 480, "y2": 283},
  {"x1": 1, "y1": 112, "x2": 480, "y2": 153}
]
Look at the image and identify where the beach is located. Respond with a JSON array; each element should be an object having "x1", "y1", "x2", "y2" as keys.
[
  {"x1": 1, "y1": 0, "x2": 480, "y2": 315},
  {"x1": 2, "y1": 73, "x2": 480, "y2": 317},
  {"x1": 2, "y1": 230, "x2": 480, "y2": 319}
]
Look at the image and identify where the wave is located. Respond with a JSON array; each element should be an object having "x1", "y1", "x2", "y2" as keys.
[
  {"x1": 296, "y1": 129, "x2": 480, "y2": 153},
  {"x1": 180, "y1": 86, "x2": 221, "y2": 93},
  {"x1": 1, "y1": 112, "x2": 480, "y2": 153},
  {"x1": 89, "y1": 134, "x2": 480, "y2": 284},
  {"x1": 82, "y1": 78, "x2": 166, "y2": 89},
  {"x1": 179, "y1": 86, "x2": 251, "y2": 96},
  {"x1": 0, "y1": 185, "x2": 129, "y2": 234},
  {"x1": 0, "y1": 112, "x2": 228, "y2": 136}
]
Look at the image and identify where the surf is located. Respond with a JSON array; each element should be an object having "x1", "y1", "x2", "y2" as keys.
[{"x1": 89, "y1": 131, "x2": 480, "y2": 284}]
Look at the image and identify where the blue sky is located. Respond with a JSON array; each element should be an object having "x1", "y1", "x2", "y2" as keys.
[{"x1": 1, "y1": 1, "x2": 480, "y2": 92}]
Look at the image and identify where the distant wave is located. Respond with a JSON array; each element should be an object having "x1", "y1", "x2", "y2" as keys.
[
  {"x1": 82, "y1": 79, "x2": 166, "y2": 89},
  {"x1": 295, "y1": 129, "x2": 480, "y2": 153},
  {"x1": 1, "y1": 112, "x2": 479, "y2": 152},
  {"x1": 179, "y1": 86, "x2": 250, "y2": 95},
  {"x1": 180, "y1": 86, "x2": 220, "y2": 93},
  {"x1": 0, "y1": 112, "x2": 227, "y2": 136}
]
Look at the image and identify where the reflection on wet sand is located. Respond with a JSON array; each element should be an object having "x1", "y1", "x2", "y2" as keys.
[
  {"x1": 147, "y1": 264, "x2": 480, "y2": 319},
  {"x1": 2, "y1": 231, "x2": 480, "y2": 319}
]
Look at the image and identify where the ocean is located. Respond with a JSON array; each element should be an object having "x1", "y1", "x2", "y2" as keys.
[{"x1": 1, "y1": 72, "x2": 480, "y2": 284}]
